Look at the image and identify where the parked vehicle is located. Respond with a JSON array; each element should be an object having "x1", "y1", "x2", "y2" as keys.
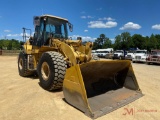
[
  {"x1": 96, "y1": 48, "x2": 113, "y2": 58},
  {"x1": 125, "y1": 51, "x2": 135, "y2": 61},
  {"x1": 91, "y1": 50, "x2": 99, "y2": 60},
  {"x1": 91, "y1": 50, "x2": 98, "y2": 56},
  {"x1": 146, "y1": 50, "x2": 160, "y2": 64},
  {"x1": 132, "y1": 50, "x2": 147, "y2": 63},
  {"x1": 112, "y1": 50, "x2": 125, "y2": 60},
  {"x1": 105, "y1": 52, "x2": 114, "y2": 59}
]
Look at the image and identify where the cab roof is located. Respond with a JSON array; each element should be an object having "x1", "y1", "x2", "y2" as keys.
[
  {"x1": 40, "y1": 14, "x2": 68, "y2": 22},
  {"x1": 136, "y1": 50, "x2": 147, "y2": 51}
]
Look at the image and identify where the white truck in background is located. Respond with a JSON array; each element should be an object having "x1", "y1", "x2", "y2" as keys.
[
  {"x1": 125, "y1": 51, "x2": 135, "y2": 61},
  {"x1": 113, "y1": 50, "x2": 126, "y2": 60},
  {"x1": 91, "y1": 50, "x2": 97, "y2": 56},
  {"x1": 132, "y1": 50, "x2": 147, "y2": 63},
  {"x1": 96, "y1": 48, "x2": 113, "y2": 58},
  {"x1": 91, "y1": 50, "x2": 99, "y2": 60}
]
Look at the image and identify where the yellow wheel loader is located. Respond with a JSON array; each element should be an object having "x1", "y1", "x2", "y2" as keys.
[{"x1": 18, "y1": 14, "x2": 143, "y2": 119}]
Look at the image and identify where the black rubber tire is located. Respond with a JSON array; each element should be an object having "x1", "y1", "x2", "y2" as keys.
[
  {"x1": 146, "y1": 62, "x2": 150, "y2": 65},
  {"x1": 18, "y1": 52, "x2": 34, "y2": 77},
  {"x1": 37, "y1": 51, "x2": 67, "y2": 91}
]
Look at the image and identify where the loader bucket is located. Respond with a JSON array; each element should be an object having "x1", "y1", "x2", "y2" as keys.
[{"x1": 63, "y1": 60, "x2": 143, "y2": 119}]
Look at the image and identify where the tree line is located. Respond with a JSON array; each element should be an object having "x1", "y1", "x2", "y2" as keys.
[
  {"x1": 93, "y1": 32, "x2": 160, "y2": 51},
  {"x1": 0, "y1": 39, "x2": 23, "y2": 50},
  {"x1": 1, "y1": 32, "x2": 160, "y2": 51}
]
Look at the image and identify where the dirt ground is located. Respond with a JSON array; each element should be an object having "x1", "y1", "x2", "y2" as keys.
[{"x1": 0, "y1": 56, "x2": 160, "y2": 120}]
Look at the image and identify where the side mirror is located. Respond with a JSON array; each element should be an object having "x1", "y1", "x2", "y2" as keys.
[
  {"x1": 68, "y1": 22, "x2": 73, "y2": 32},
  {"x1": 33, "y1": 16, "x2": 40, "y2": 27}
]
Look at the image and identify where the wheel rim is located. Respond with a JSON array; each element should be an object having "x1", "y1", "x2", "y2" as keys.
[
  {"x1": 19, "y1": 58, "x2": 23, "y2": 70},
  {"x1": 41, "y1": 62, "x2": 50, "y2": 81}
]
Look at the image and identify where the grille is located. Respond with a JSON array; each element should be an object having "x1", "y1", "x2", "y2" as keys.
[
  {"x1": 151, "y1": 58, "x2": 157, "y2": 61},
  {"x1": 135, "y1": 56, "x2": 141, "y2": 59},
  {"x1": 114, "y1": 54, "x2": 118, "y2": 57}
]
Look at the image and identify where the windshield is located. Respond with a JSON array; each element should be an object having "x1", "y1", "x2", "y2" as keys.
[
  {"x1": 115, "y1": 51, "x2": 123, "y2": 53},
  {"x1": 97, "y1": 51, "x2": 109, "y2": 53},
  {"x1": 46, "y1": 17, "x2": 68, "y2": 39},
  {"x1": 136, "y1": 51, "x2": 146, "y2": 54},
  {"x1": 128, "y1": 51, "x2": 134, "y2": 53},
  {"x1": 151, "y1": 51, "x2": 160, "y2": 55}
]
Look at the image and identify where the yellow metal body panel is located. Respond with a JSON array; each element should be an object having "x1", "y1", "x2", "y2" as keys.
[
  {"x1": 22, "y1": 38, "x2": 92, "y2": 70},
  {"x1": 60, "y1": 42, "x2": 77, "y2": 66},
  {"x1": 63, "y1": 64, "x2": 92, "y2": 115},
  {"x1": 23, "y1": 40, "x2": 33, "y2": 54}
]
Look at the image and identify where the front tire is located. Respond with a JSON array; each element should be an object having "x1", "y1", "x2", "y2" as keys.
[{"x1": 37, "y1": 51, "x2": 66, "y2": 90}]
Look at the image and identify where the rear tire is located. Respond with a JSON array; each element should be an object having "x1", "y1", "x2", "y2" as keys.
[
  {"x1": 18, "y1": 52, "x2": 34, "y2": 77},
  {"x1": 37, "y1": 51, "x2": 66, "y2": 90}
]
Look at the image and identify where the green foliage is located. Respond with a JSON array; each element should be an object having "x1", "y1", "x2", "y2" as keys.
[
  {"x1": 155, "y1": 34, "x2": 160, "y2": 49},
  {"x1": 1, "y1": 32, "x2": 160, "y2": 51},
  {"x1": 131, "y1": 34, "x2": 144, "y2": 49},
  {"x1": 113, "y1": 35, "x2": 122, "y2": 50},
  {"x1": 93, "y1": 34, "x2": 112, "y2": 50},
  {"x1": 0, "y1": 39, "x2": 21, "y2": 50},
  {"x1": 93, "y1": 32, "x2": 160, "y2": 51},
  {"x1": 148, "y1": 34, "x2": 159, "y2": 50}
]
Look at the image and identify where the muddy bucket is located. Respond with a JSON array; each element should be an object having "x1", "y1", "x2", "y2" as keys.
[{"x1": 63, "y1": 60, "x2": 143, "y2": 119}]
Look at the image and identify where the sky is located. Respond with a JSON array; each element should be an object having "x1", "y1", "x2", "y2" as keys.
[{"x1": 0, "y1": 0, "x2": 160, "y2": 42}]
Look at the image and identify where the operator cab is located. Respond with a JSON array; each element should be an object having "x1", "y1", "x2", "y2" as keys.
[{"x1": 32, "y1": 14, "x2": 73, "y2": 46}]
